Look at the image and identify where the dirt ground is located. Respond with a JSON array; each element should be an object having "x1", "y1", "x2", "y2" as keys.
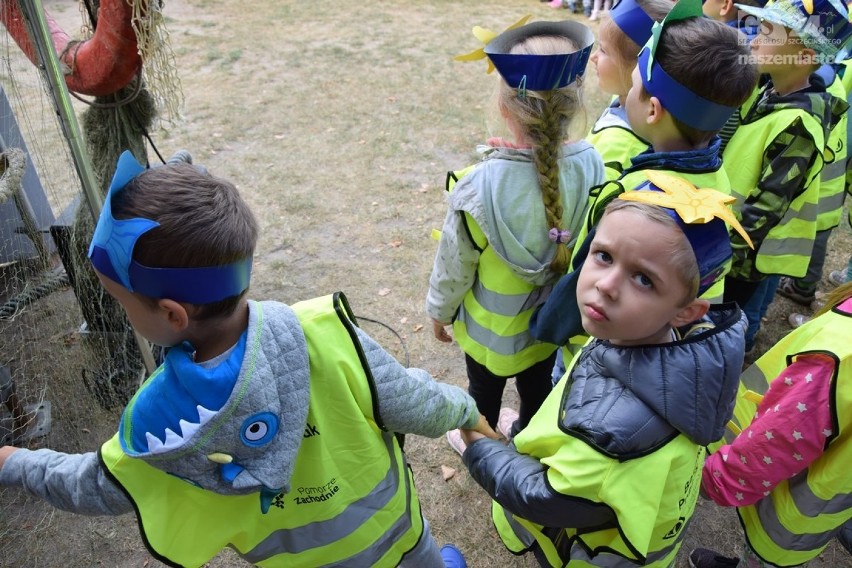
[{"x1": 1, "y1": 0, "x2": 851, "y2": 566}]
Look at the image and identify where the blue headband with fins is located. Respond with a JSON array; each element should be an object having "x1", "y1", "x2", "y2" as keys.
[{"x1": 88, "y1": 151, "x2": 252, "y2": 304}]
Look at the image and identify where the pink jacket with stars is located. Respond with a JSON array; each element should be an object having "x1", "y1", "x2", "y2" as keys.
[
  {"x1": 701, "y1": 296, "x2": 852, "y2": 565},
  {"x1": 702, "y1": 353, "x2": 835, "y2": 506}
]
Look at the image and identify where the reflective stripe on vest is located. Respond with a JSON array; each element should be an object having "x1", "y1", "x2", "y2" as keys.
[
  {"x1": 242, "y1": 432, "x2": 416, "y2": 566},
  {"x1": 730, "y1": 305, "x2": 852, "y2": 566},
  {"x1": 491, "y1": 368, "x2": 705, "y2": 566},
  {"x1": 493, "y1": 501, "x2": 684, "y2": 567},
  {"x1": 100, "y1": 294, "x2": 424, "y2": 567},
  {"x1": 815, "y1": 77, "x2": 848, "y2": 230},
  {"x1": 724, "y1": 105, "x2": 825, "y2": 277},
  {"x1": 452, "y1": 211, "x2": 558, "y2": 376}
]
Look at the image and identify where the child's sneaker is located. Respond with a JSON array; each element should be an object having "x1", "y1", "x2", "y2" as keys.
[
  {"x1": 497, "y1": 407, "x2": 519, "y2": 440},
  {"x1": 440, "y1": 544, "x2": 468, "y2": 568},
  {"x1": 776, "y1": 277, "x2": 816, "y2": 305},
  {"x1": 547, "y1": 0, "x2": 566, "y2": 8},
  {"x1": 446, "y1": 429, "x2": 467, "y2": 456},
  {"x1": 688, "y1": 548, "x2": 739, "y2": 568},
  {"x1": 829, "y1": 270, "x2": 848, "y2": 287},
  {"x1": 788, "y1": 312, "x2": 810, "y2": 328}
]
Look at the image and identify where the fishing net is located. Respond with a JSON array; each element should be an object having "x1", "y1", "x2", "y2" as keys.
[{"x1": 0, "y1": 1, "x2": 182, "y2": 564}]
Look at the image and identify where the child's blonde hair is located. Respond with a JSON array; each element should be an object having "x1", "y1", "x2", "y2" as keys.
[
  {"x1": 599, "y1": 0, "x2": 674, "y2": 70},
  {"x1": 602, "y1": 199, "x2": 701, "y2": 303},
  {"x1": 815, "y1": 282, "x2": 852, "y2": 317},
  {"x1": 496, "y1": 34, "x2": 587, "y2": 274}
]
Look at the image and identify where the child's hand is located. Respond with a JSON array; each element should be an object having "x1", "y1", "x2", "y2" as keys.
[
  {"x1": 0, "y1": 446, "x2": 18, "y2": 470},
  {"x1": 460, "y1": 415, "x2": 500, "y2": 445},
  {"x1": 460, "y1": 429, "x2": 486, "y2": 446},
  {"x1": 431, "y1": 319, "x2": 453, "y2": 343}
]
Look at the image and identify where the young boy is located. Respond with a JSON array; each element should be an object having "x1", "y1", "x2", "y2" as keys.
[
  {"x1": 702, "y1": 0, "x2": 767, "y2": 43},
  {"x1": 721, "y1": 0, "x2": 850, "y2": 353},
  {"x1": 0, "y1": 152, "x2": 495, "y2": 568},
  {"x1": 460, "y1": 175, "x2": 751, "y2": 567},
  {"x1": 530, "y1": 0, "x2": 758, "y2": 350},
  {"x1": 587, "y1": 0, "x2": 673, "y2": 181}
]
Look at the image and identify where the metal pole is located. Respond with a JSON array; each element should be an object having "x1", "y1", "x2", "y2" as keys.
[
  {"x1": 17, "y1": 0, "x2": 156, "y2": 375},
  {"x1": 17, "y1": 0, "x2": 102, "y2": 219}
]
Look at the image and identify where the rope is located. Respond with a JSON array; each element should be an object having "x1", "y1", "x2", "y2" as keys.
[
  {"x1": 0, "y1": 148, "x2": 25, "y2": 204},
  {"x1": 0, "y1": 148, "x2": 49, "y2": 267},
  {"x1": 69, "y1": 68, "x2": 145, "y2": 109},
  {"x1": 355, "y1": 316, "x2": 411, "y2": 368},
  {"x1": 0, "y1": 269, "x2": 70, "y2": 321}
]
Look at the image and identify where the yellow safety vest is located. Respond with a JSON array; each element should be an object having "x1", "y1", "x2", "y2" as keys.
[
  {"x1": 100, "y1": 294, "x2": 424, "y2": 567},
  {"x1": 446, "y1": 169, "x2": 559, "y2": 376},
  {"x1": 836, "y1": 60, "x2": 852, "y2": 228},
  {"x1": 586, "y1": 107, "x2": 650, "y2": 182},
  {"x1": 726, "y1": 304, "x2": 852, "y2": 566},
  {"x1": 723, "y1": 99, "x2": 825, "y2": 278},
  {"x1": 491, "y1": 362, "x2": 705, "y2": 567}
]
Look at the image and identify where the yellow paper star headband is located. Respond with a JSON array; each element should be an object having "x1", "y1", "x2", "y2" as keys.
[
  {"x1": 619, "y1": 171, "x2": 753, "y2": 294},
  {"x1": 455, "y1": 15, "x2": 532, "y2": 74}
]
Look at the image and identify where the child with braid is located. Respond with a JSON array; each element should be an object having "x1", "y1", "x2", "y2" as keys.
[{"x1": 426, "y1": 20, "x2": 605, "y2": 451}]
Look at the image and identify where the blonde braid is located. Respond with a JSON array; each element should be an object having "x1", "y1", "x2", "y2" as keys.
[{"x1": 528, "y1": 91, "x2": 570, "y2": 274}]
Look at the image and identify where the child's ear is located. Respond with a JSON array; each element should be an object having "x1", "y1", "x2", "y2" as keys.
[
  {"x1": 800, "y1": 47, "x2": 817, "y2": 60},
  {"x1": 720, "y1": 0, "x2": 735, "y2": 17},
  {"x1": 647, "y1": 96, "x2": 666, "y2": 125},
  {"x1": 158, "y1": 299, "x2": 191, "y2": 332},
  {"x1": 670, "y1": 298, "x2": 710, "y2": 328}
]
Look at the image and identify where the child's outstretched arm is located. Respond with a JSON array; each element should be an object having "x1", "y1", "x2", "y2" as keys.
[
  {"x1": 702, "y1": 354, "x2": 835, "y2": 507},
  {"x1": 0, "y1": 446, "x2": 133, "y2": 515},
  {"x1": 354, "y1": 327, "x2": 492, "y2": 438},
  {"x1": 462, "y1": 438, "x2": 616, "y2": 530}
]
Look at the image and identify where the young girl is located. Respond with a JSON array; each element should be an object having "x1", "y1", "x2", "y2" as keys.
[
  {"x1": 694, "y1": 281, "x2": 852, "y2": 568},
  {"x1": 587, "y1": 0, "x2": 673, "y2": 181},
  {"x1": 427, "y1": 20, "x2": 604, "y2": 448}
]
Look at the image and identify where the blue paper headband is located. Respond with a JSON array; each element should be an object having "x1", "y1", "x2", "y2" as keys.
[
  {"x1": 484, "y1": 21, "x2": 596, "y2": 91},
  {"x1": 637, "y1": 46, "x2": 737, "y2": 131},
  {"x1": 610, "y1": 0, "x2": 657, "y2": 47},
  {"x1": 88, "y1": 151, "x2": 252, "y2": 304}
]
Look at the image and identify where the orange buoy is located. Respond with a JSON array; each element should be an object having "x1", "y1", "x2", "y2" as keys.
[{"x1": 1, "y1": 0, "x2": 142, "y2": 96}]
